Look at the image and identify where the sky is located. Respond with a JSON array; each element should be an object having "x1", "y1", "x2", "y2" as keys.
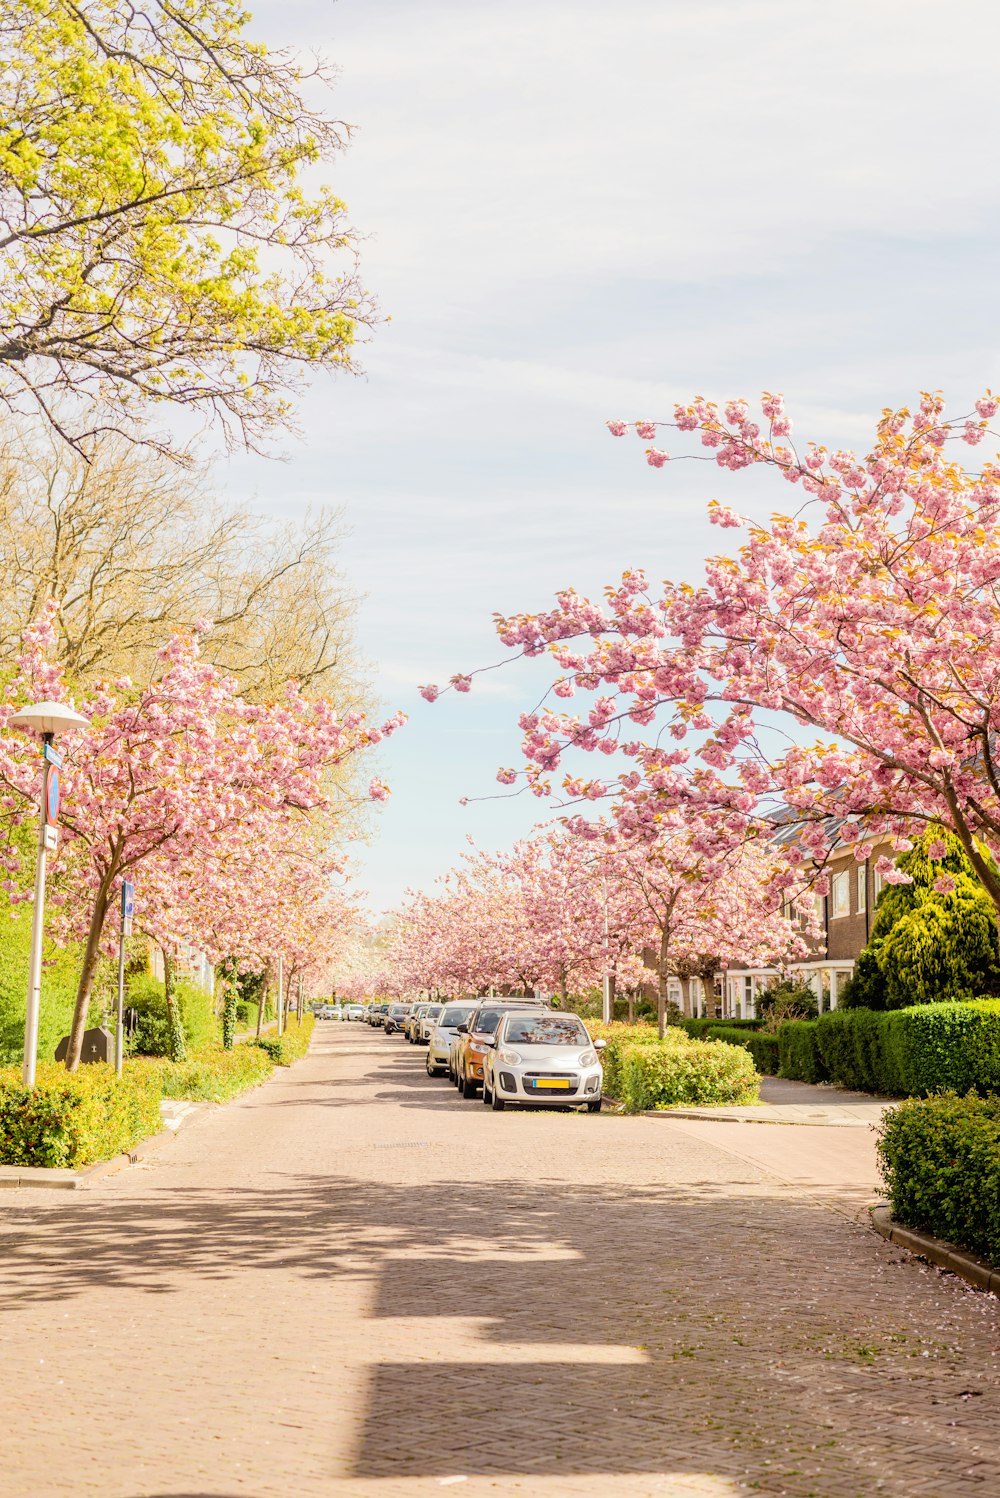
[{"x1": 225, "y1": 0, "x2": 1000, "y2": 912}]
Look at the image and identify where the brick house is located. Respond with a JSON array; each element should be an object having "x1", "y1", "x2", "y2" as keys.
[{"x1": 658, "y1": 820, "x2": 897, "y2": 1021}]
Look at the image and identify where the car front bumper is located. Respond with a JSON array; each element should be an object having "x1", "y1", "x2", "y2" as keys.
[{"x1": 492, "y1": 1066, "x2": 603, "y2": 1104}]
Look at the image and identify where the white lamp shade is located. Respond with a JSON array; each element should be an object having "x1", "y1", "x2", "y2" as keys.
[{"x1": 9, "y1": 701, "x2": 89, "y2": 736}]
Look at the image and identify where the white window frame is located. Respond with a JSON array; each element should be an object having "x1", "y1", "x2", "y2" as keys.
[
  {"x1": 857, "y1": 864, "x2": 866, "y2": 914},
  {"x1": 831, "y1": 869, "x2": 850, "y2": 918}
]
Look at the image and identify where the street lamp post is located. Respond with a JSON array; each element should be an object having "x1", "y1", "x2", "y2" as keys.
[{"x1": 8, "y1": 701, "x2": 89, "y2": 1086}]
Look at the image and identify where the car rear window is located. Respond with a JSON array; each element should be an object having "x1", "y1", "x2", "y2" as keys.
[{"x1": 440, "y1": 1006, "x2": 475, "y2": 1026}]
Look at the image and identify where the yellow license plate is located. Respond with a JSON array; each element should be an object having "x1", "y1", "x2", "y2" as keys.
[{"x1": 534, "y1": 1079, "x2": 570, "y2": 1089}]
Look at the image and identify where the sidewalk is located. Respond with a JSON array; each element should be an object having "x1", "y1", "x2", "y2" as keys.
[{"x1": 661, "y1": 1073, "x2": 893, "y2": 1127}]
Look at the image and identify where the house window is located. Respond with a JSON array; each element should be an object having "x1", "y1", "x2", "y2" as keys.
[
  {"x1": 874, "y1": 866, "x2": 884, "y2": 901},
  {"x1": 857, "y1": 865, "x2": 866, "y2": 914},
  {"x1": 831, "y1": 870, "x2": 850, "y2": 918}
]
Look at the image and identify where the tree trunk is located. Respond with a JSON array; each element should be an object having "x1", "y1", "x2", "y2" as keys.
[
  {"x1": 64, "y1": 875, "x2": 115, "y2": 1071},
  {"x1": 255, "y1": 975, "x2": 270, "y2": 1037},
  {"x1": 162, "y1": 946, "x2": 186, "y2": 1062},
  {"x1": 221, "y1": 978, "x2": 237, "y2": 1051},
  {"x1": 657, "y1": 928, "x2": 670, "y2": 1039},
  {"x1": 607, "y1": 970, "x2": 617, "y2": 1022},
  {"x1": 627, "y1": 988, "x2": 636, "y2": 1023}
]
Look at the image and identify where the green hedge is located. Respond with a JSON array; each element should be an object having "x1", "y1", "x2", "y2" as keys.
[
  {"x1": 706, "y1": 1025, "x2": 779, "y2": 1076},
  {"x1": 877, "y1": 1094, "x2": 1000, "y2": 1265},
  {"x1": 0, "y1": 1062, "x2": 163, "y2": 1167},
  {"x1": 0, "y1": 1017, "x2": 315, "y2": 1167},
  {"x1": 778, "y1": 1021, "x2": 829, "y2": 1084},
  {"x1": 602, "y1": 1032, "x2": 759, "y2": 1112},
  {"x1": 679, "y1": 1017, "x2": 763, "y2": 1038},
  {"x1": 809, "y1": 1000, "x2": 1000, "y2": 1097}
]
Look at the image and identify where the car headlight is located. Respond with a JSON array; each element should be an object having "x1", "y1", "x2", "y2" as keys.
[
  {"x1": 497, "y1": 1049, "x2": 523, "y2": 1065},
  {"x1": 578, "y1": 1049, "x2": 598, "y2": 1067}
]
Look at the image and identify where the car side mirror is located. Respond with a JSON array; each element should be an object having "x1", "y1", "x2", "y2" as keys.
[
  {"x1": 457, "y1": 1023, "x2": 468, "y2": 1034},
  {"x1": 594, "y1": 1039, "x2": 607, "y2": 1051},
  {"x1": 481, "y1": 1036, "x2": 496, "y2": 1048}
]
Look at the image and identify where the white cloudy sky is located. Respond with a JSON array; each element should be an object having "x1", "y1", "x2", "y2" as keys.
[{"x1": 226, "y1": 0, "x2": 1000, "y2": 911}]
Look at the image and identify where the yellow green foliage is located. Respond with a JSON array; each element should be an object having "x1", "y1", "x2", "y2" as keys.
[
  {"x1": 0, "y1": 1019, "x2": 316, "y2": 1165},
  {"x1": 0, "y1": 0, "x2": 374, "y2": 450}
]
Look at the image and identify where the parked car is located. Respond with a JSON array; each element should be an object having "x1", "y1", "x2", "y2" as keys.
[
  {"x1": 417, "y1": 1003, "x2": 444, "y2": 1044},
  {"x1": 482, "y1": 1011, "x2": 605, "y2": 1112},
  {"x1": 383, "y1": 1002, "x2": 414, "y2": 1035},
  {"x1": 425, "y1": 1001, "x2": 478, "y2": 1076},
  {"x1": 405, "y1": 1003, "x2": 429, "y2": 1042},
  {"x1": 452, "y1": 998, "x2": 548, "y2": 1099},
  {"x1": 345, "y1": 1005, "x2": 365, "y2": 1021},
  {"x1": 368, "y1": 1002, "x2": 391, "y2": 1027}
]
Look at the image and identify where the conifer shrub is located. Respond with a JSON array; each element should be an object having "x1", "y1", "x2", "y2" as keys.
[{"x1": 841, "y1": 830, "x2": 1000, "y2": 1010}]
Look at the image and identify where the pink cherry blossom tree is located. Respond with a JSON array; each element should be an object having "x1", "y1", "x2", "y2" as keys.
[{"x1": 0, "y1": 607, "x2": 404, "y2": 1068}]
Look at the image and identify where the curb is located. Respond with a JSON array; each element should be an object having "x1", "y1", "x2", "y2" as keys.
[
  {"x1": 644, "y1": 1108, "x2": 874, "y2": 1127},
  {"x1": 870, "y1": 1203, "x2": 1000, "y2": 1295},
  {"x1": 0, "y1": 1101, "x2": 211, "y2": 1192}
]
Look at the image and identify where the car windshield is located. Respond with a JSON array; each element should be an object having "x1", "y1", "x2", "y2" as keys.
[
  {"x1": 440, "y1": 1006, "x2": 475, "y2": 1026},
  {"x1": 390, "y1": 1005, "x2": 409, "y2": 1015},
  {"x1": 502, "y1": 1016, "x2": 590, "y2": 1046},
  {"x1": 426, "y1": 1005, "x2": 443, "y2": 1017},
  {"x1": 472, "y1": 1006, "x2": 539, "y2": 1036}
]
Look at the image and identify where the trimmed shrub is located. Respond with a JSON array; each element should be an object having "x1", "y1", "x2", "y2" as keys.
[
  {"x1": 679, "y1": 1017, "x2": 762, "y2": 1039},
  {"x1": 0, "y1": 1062, "x2": 162, "y2": 1167},
  {"x1": 589, "y1": 1023, "x2": 665, "y2": 1101},
  {"x1": 778, "y1": 1020, "x2": 828, "y2": 1083},
  {"x1": 706, "y1": 1025, "x2": 780, "y2": 1076},
  {"x1": 813, "y1": 1000, "x2": 1000, "y2": 1097},
  {"x1": 877, "y1": 1094, "x2": 1000, "y2": 1266},
  {"x1": 616, "y1": 1036, "x2": 759, "y2": 1112}
]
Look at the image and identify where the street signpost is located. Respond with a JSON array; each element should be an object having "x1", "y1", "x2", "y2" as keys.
[{"x1": 115, "y1": 880, "x2": 135, "y2": 1077}]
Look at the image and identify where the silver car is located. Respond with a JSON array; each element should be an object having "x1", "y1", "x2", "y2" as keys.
[
  {"x1": 482, "y1": 1012, "x2": 605, "y2": 1112},
  {"x1": 425, "y1": 1001, "x2": 477, "y2": 1076}
]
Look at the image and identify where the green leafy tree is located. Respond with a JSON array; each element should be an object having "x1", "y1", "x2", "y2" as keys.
[
  {"x1": 0, "y1": 0, "x2": 374, "y2": 455},
  {"x1": 842, "y1": 831, "x2": 1000, "y2": 1009}
]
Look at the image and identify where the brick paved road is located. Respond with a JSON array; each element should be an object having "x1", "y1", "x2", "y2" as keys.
[{"x1": 1, "y1": 1023, "x2": 999, "y2": 1498}]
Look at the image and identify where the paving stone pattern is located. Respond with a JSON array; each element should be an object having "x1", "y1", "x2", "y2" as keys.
[{"x1": 1, "y1": 1024, "x2": 999, "y2": 1498}]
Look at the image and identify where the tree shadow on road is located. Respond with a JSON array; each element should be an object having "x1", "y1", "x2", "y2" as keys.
[{"x1": 3, "y1": 1161, "x2": 999, "y2": 1494}]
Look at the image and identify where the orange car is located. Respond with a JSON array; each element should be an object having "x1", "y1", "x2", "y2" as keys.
[{"x1": 453, "y1": 999, "x2": 548, "y2": 1099}]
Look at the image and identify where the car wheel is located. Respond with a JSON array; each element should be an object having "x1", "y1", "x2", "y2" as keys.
[
  {"x1": 490, "y1": 1092, "x2": 505, "y2": 1112},
  {"x1": 465, "y1": 1080, "x2": 479, "y2": 1100},
  {"x1": 587, "y1": 1099, "x2": 602, "y2": 1113},
  {"x1": 426, "y1": 1057, "x2": 438, "y2": 1076},
  {"x1": 457, "y1": 1071, "x2": 466, "y2": 1096},
  {"x1": 482, "y1": 1081, "x2": 492, "y2": 1105}
]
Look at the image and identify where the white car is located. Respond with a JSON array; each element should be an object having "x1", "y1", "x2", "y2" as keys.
[
  {"x1": 425, "y1": 1001, "x2": 478, "y2": 1077},
  {"x1": 417, "y1": 1002, "x2": 444, "y2": 1043},
  {"x1": 482, "y1": 1011, "x2": 605, "y2": 1111},
  {"x1": 315, "y1": 1004, "x2": 340, "y2": 1020},
  {"x1": 345, "y1": 1005, "x2": 364, "y2": 1021}
]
